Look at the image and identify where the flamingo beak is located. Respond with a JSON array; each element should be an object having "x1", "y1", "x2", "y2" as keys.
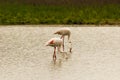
[
  {"x1": 54, "y1": 31, "x2": 60, "y2": 34},
  {"x1": 54, "y1": 32, "x2": 57, "y2": 34}
]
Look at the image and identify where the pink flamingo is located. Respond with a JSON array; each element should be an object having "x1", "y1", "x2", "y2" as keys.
[
  {"x1": 54, "y1": 28, "x2": 72, "y2": 52},
  {"x1": 46, "y1": 38, "x2": 63, "y2": 60}
]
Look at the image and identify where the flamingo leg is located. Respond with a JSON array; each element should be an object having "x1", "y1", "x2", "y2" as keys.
[
  {"x1": 61, "y1": 36, "x2": 64, "y2": 51},
  {"x1": 68, "y1": 38, "x2": 72, "y2": 52},
  {"x1": 70, "y1": 48, "x2": 72, "y2": 52},
  {"x1": 62, "y1": 36, "x2": 64, "y2": 51},
  {"x1": 69, "y1": 42, "x2": 72, "y2": 52},
  {"x1": 53, "y1": 47, "x2": 56, "y2": 60},
  {"x1": 60, "y1": 35, "x2": 63, "y2": 39}
]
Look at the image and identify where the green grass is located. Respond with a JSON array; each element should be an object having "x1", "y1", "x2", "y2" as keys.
[{"x1": 0, "y1": 4, "x2": 120, "y2": 25}]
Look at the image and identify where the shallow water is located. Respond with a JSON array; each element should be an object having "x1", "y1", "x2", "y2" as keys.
[{"x1": 0, "y1": 25, "x2": 120, "y2": 80}]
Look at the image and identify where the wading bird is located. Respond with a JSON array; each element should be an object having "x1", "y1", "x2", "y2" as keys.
[
  {"x1": 54, "y1": 28, "x2": 72, "y2": 52},
  {"x1": 46, "y1": 38, "x2": 63, "y2": 60}
]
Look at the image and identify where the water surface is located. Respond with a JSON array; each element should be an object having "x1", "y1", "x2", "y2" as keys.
[{"x1": 0, "y1": 25, "x2": 120, "y2": 80}]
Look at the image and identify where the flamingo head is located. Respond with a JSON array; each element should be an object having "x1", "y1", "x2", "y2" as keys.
[
  {"x1": 45, "y1": 40, "x2": 54, "y2": 46},
  {"x1": 54, "y1": 31, "x2": 61, "y2": 35}
]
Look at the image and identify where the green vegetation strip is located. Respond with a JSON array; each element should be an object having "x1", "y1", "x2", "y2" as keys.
[{"x1": 0, "y1": 4, "x2": 120, "y2": 25}]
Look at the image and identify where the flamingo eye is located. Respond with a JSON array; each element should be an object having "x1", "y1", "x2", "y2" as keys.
[{"x1": 50, "y1": 40, "x2": 54, "y2": 44}]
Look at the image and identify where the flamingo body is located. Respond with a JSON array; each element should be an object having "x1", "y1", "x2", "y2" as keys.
[
  {"x1": 54, "y1": 28, "x2": 72, "y2": 52},
  {"x1": 54, "y1": 28, "x2": 71, "y2": 40},
  {"x1": 46, "y1": 38, "x2": 62, "y2": 47},
  {"x1": 46, "y1": 38, "x2": 63, "y2": 60}
]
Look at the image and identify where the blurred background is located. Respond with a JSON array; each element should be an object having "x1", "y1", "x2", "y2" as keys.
[{"x1": 0, "y1": 0, "x2": 120, "y2": 5}]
